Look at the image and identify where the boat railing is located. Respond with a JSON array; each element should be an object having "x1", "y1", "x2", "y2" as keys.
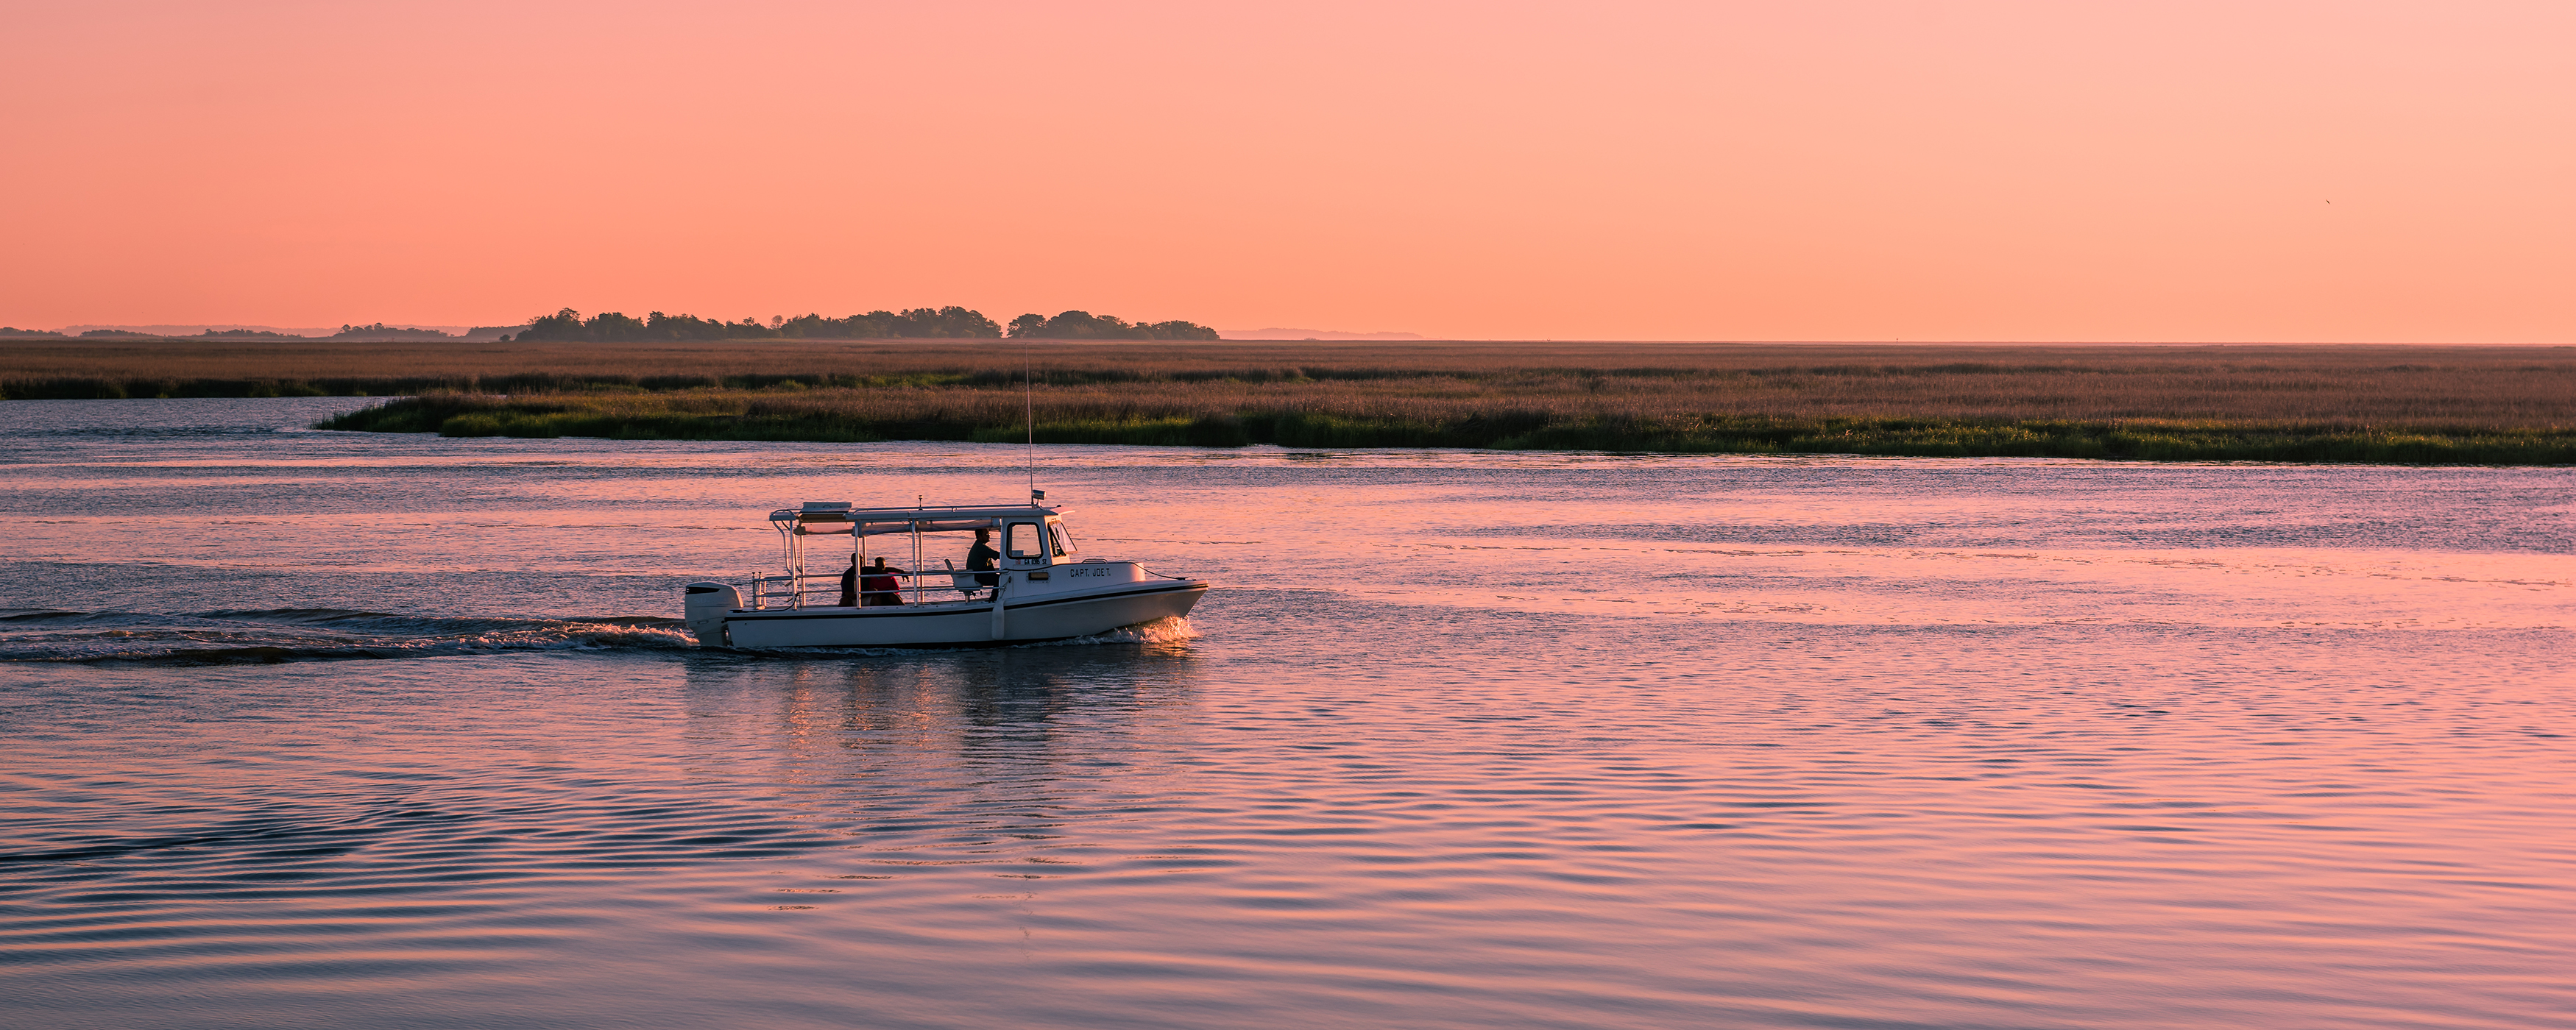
[{"x1": 744, "y1": 570, "x2": 998, "y2": 610}]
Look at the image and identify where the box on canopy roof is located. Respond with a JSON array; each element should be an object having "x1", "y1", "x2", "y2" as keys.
[{"x1": 770, "y1": 502, "x2": 1064, "y2": 537}]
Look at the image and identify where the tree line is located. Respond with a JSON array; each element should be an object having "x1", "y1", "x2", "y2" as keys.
[
  {"x1": 508, "y1": 308, "x2": 1219, "y2": 342},
  {"x1": 4, "y1": 324, "x2": 505, "y2": 341},
  {"x1": 5, "y1": 308, "x2": 1225, "y2": 344},
  {"x1": 1006, "y1": 310, "x2": 1219, "y2": 340}
]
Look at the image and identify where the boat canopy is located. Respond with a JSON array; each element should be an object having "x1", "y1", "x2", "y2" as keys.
[{"x1": 771, "y1": 502, "x2": 1062, "y2": 537}]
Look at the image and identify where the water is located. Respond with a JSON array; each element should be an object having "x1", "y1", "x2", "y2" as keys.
[{"x1": 2, "y1": 397, "x2": 2569, "y2": 1030}]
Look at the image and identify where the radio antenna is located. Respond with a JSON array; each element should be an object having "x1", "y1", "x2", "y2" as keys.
[{"x1": 1025, "y1": 341, "x2": 1037, "y2": 501}]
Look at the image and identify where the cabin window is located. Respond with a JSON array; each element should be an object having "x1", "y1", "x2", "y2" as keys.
[
  {"x1": 1006, "y1": 522, "x2": 1042, "y2": 561},
  {"x1": 1048, "y1": 524, "x2": 1072, "y2": 557}
]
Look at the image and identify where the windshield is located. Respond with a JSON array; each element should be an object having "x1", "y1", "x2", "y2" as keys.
[{"x1": 1006, "y1": 522, "x2": 1043, "y2": 560}]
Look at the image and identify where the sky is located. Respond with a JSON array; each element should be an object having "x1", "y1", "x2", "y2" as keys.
[{"x1": 3, "y1": 1, "x2": 2571, "y2": 341}]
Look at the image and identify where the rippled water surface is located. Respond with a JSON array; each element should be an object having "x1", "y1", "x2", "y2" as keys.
[{"x1": 3, "y1": 398, "x2": 2571, "y2": 1030}]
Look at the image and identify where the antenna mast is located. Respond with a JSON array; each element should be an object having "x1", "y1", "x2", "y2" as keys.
[{"x1": 1025, "y1": 341, "x2": 1038, "y2": 502}]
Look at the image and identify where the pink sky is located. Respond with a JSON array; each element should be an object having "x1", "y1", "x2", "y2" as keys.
[{"x1": 4, "y1": 1, "x2": 2570, "y2": 341}]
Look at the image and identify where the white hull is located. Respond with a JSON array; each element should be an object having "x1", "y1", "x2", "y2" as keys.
[{"x1": 718, "y1": 580, "x2": 1206, "y2": 649}]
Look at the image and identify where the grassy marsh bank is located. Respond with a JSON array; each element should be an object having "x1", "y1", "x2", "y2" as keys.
[
  {"x1": 13, "y1": 339, "x2": 2573, "y2": 462},
  {"x1": 316, "y1": 382, "x2": 2576, "y2": 464}
]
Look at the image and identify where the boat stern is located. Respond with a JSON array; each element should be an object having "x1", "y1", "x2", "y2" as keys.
[{"x1": 683, "y1": 583, "x2": 740, "y2": 647}]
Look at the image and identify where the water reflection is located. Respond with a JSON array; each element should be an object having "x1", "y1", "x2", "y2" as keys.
[
  {"x1": 8, "y1": 400, "x2": 2574, "y2": 1030},
  {"x1": 681, "y1": 644, "x2": 1206, "y2": 817}
]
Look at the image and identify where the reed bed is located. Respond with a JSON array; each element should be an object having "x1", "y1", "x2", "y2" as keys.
[
  {"x1": 10, "y1": 338, "x2": 2576, "y2": 425},
  {"x1": 316, "y1": 377, "x2": 2576, "y2": 464},
  {"x1": 12, "y1": 338, "x2": 2573, "y2": 461}
]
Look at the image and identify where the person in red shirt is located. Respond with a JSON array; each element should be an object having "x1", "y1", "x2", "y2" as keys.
[{"x1": 860, "y1": 555, "x2": 908, "y2": 606}]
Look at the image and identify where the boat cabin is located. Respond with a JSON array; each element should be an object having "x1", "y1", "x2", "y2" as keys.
[{"x1": 753, "y1": 501, "x2": 1080, "y2": 608}]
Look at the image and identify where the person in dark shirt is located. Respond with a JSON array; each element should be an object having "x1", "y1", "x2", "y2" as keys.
[
  {"x1": 966, "y1": 528, "x2": 1001, "y2": 598},
  {"x1": 838, "y1": 554, "x2": 860, "y2": 606}
]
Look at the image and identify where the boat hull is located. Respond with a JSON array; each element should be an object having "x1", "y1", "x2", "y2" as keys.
[{"x1": 718, "y1": 580, "x2": 1206, "y2": 649}]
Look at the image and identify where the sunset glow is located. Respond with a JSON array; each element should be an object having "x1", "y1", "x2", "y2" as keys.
[
  {"x1": 7, "y1": 10, "x2": 2572, "y2": 1023},
  {"x1": 6, "y1": 1, "x2": 2571, "y2": 341}
]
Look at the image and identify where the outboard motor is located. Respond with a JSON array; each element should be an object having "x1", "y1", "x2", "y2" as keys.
[{"x1": 683, "y1": 583, "x2": 740, "y2": 647}]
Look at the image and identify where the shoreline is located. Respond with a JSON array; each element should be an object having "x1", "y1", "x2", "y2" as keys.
[{"x1": 9, "y1": 339, "x2": 2572, "y2": 464}]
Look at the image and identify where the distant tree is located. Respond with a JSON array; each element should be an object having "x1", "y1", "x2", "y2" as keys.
[
  {"x1": 518, "y1": 308, "x2": 588, "y2": 341},
  {"x1": 1138, "y1": 319, "x2": 1220, "y2": 341},
  {"x1": 0, "y1": 327, "x2": 69, "y2": 338},
  {"x1": 846, "y1": 310, "x2": 899, "y2": 338},
  {"x1": 1007, "y1": 311, "x2": 1219, "y2": 340},
  {"x1": 890, "y1": 306, "x2": 1002, "y2": 338},
  {"x1": 513, "y1": 305, "x2": 997, "y2": 341},
  {"x1": 587, "y1": 313, "x2": 648, "y2": 341},
  {"x1": 1023, "y1": 310, "x2": 1131, "y2": 339},
  {"x1": 328, "y1": 323, "x2": 457, "y2": 341},
  {"x1": 645, "y1": 311, "x2": 762, "y2": 341},
  {"x1": 774, "y1": 311, "x2": 972, "y2": 339}
]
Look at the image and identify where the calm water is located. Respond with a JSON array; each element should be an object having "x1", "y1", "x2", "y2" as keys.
[{"x1": 2, "y1": 397, "x2": 2570, "y2": 1030}]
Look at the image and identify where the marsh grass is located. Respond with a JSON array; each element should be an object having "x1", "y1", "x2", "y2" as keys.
[
  {"x1": 13, "y1": 338, "x2": 2573, "y2": 461},
  {"x1": 315, "y1": 383, "x2": 2576, "y2": 464}
]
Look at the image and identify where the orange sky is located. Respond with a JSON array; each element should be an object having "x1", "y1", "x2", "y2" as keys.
[{"x1": 4, "y1": 1, "x2": 2570, "y2": 341}]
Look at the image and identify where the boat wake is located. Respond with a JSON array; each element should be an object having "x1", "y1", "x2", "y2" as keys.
[
  {"x1": 0, "y1": 607, "x2": 696, "y2": 665},
  {"x1": 1057, "y1": 615, "x2": 1198, "y2": 647}
]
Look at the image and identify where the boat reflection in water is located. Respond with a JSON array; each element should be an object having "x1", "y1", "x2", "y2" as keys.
[
  {"x1": 685, "y1": 639, "x2": 1205, "y2": 738},
  {"x1": 686, "y1": 497, "x2": 1210, "y2": 649},
  {"x1": 677, "y1": 639, "x2": 1209, "y2": 821}
]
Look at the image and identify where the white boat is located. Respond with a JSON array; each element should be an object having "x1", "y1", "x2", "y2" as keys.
[{"x1": 682, "y1": 498, "x2": 1209, "y2": 648}]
